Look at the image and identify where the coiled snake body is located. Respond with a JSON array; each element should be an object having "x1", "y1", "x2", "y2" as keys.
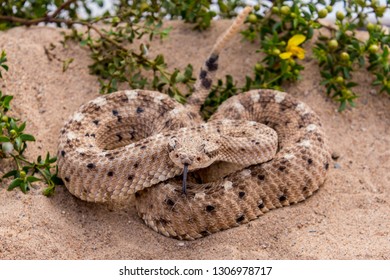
[{"x1": 57, "y1": 7, "x2": 331, "y2": 240}]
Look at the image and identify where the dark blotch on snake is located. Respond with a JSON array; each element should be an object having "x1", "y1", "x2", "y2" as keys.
[
  {"x1": 206, "y1": 205, "x2": 215, "y2": 212},
  {"x1": 205, "y1": 54, "x2": 219, "y2": 71},
  {"x1": 199, "y1": 69, "x2": 207, "y2": 79},
  {"x1": 278, "y1": 166, "x2": 286, "y2": 172},
  {"x1": 61, "y1": 150, "x2": 66, "y2": 157},
  {"x1": 92, "y1": 120, "x2": 99, "y2": 125},
  {"x1": 136, "y1": 107, "x2": 144, "y2": 114},
  {"x1": 308, "y1": 158, "x2": 313, "y2": 165},
  {"x1": 279, "y1": 195, "x2": 287, "y2": 202},
  {"x1": 116, "y1": 133, "x2": 122, "y2": 141},
  {"x1": 236, "y1": 215, "x2": 245, "y2": 223},
  {"x1": 165, "y1": 198, "x2": 175, "y2": 207},
  {"x1": 258, "y1": 202, "x2": 265, "y2": 209},
  {"x1": 239, "y1": 192, "x2": 245, "y2": 198},
  {"x1": 201, "y1": 77, "x2": 212, "y2": 89},
  {"x1": 258, "y1": 174, "x2": 265, "y2": 181},
  {"x1": 93, "y1": 105, "x2": 101, "y2": 111},
  {"x1": 121, "y1": 95, "x2": 129, "y2": 102},
  {"x1": 64, "y1": 177, "x2": 70, "y2": 182},
  {"x1": 107, "y1": 171, "x2": 114, "y2": 177},
  {"x1": 112, "y1": 109, "x2": 119, "y2": 116},
  {"x1": 87, "y1": 163, "x2": 95, "y2": 169},
  {"x1": 325, "y1": 162, "x2": 329, "y2": 170},
  {"x1": 301, "y1": 113, "x2": 310, "y2": 122}
]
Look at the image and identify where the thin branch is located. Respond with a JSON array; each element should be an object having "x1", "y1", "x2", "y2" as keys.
[
  {"x1": 0, "y1": 15, "x2": 43, "y2": 26},
  {"x1": 0, "y1": 13, "x2": 128, "y2": 52},
  {"x1": 0, "y1": 0, "x2": 77, "y2": 26},
  {"x1": 48, "y1": 0, "x2": 78, "y2": 19}
]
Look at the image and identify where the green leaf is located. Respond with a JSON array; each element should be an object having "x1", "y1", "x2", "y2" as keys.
[
  {"x1": 19, "y1": 134, "x2": 36, "y2": 142},
  {"x1": 346, "y1": 82, "x2": 358, "y2": 88},
  {"x1": 307, "y1": 27, "x2": 314, "y2": 40},
  {"x1": 2, "y1": 170, "x2": 17, "y2": 178},
  {"x1": 26, "y1": 176, "x2": 41, "y2": 183},
  {"x1": 18, "y1": 121, "x2": 26, "y2": 133},
  {"x1": 7, "y1": 178, "x2": 23, "y2": 191},
  {"x1": 338, "y1": 100, "x2": 347, "y2": 112},
  {"x1": 154, "y1": 54, "x2": 165, "y2": 66},
  {"x1": 20, "y1": 182, "x2": 29, "y2": 193},
  {"x1": 308, "y1": 3, "x2": 316, "y2": 13},
  {"x1": 0, "y1": 136, "x2": 10, "y2": 142},
  {"x1": 342, "y1": 68, "x2": 351, "y2": 79},
  {"x1": 170, "y1": 69, "x2": 179, "y2": 84},
  {"x1": 51, "y1": 175, "x2": 64, "y2": 186},
  {"x1": 9, "y1": 118, "x2": 17, "y2": 130},
  {"x1": 2, "y1": 95, "x2": 13, "y2": 109},
  {"x1": 80, "y1": 40, "x2": 88, "y2": 46},
  {"x1": 43, "y1": 185, "x2": 56, "y2": 196},
  {"x1": 45, "y1": 152, "x2": 51, "y2": 163},
  {"x1": 63, "y1": 58, "x2": 74, "y2": 72},
  {"x1": 348, "y1": 99, "x2": 356, "y2": 107},
  {"x1": 49, "y1": 157, "x2": 57, "y2": 163},
  {"x1": 15, "y1": 137, "x2": 22, "y2": 151}
]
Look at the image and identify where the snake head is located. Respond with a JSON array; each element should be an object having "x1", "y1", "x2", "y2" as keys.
[
  {"x1": 168, "y1": 134, "x2": 220, "y2": 171},
  {"x1": 168, "y1": 134, "x2": 220, "y2": 195}
]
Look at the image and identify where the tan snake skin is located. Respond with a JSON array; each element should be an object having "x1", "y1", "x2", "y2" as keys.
[{"x1": 57, "y1": 7, "x2": 331, "y2": 240}]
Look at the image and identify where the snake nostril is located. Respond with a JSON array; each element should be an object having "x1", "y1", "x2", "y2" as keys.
[{"x1": 196, "y1": 157, "x2": 201, "y2": 161}]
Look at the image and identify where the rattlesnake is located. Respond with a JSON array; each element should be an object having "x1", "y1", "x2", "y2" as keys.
[{"x1": 57, "y1": 7, "x2": 331, "y2": 240}]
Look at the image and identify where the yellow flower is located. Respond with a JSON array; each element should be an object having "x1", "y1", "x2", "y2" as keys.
[{"x1": 279, "y1": 34, "x2": 306, "y2": 60}]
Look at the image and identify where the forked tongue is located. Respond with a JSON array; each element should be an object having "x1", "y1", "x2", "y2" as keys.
[{"x1": 182, "y1": 164, "x2": 189, "y2": 195}]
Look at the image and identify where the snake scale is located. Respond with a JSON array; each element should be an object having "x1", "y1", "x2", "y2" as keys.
[{"x1": 57, "y1": 7, "x2": 331, "y2": 240}]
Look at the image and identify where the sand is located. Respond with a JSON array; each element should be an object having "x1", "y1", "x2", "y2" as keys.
[{"x1": 0, "y1": 20, "x2": 389, "y2": 260}]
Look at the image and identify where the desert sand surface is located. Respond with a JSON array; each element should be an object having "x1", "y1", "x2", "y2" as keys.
[{"x1": 0, "y1": 20, "x2": 389, "y2": 259}]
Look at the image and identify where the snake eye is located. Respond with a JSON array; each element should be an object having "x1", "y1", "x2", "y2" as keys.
[{"x1": 199, "y1": 143, "x2": 206, "y2": 152}]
